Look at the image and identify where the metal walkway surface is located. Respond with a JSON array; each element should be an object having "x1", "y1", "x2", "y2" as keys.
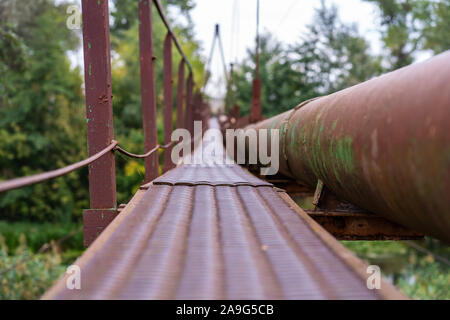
[{"x1": 43, "y1": 120, "x2": 404, "y2": 300}]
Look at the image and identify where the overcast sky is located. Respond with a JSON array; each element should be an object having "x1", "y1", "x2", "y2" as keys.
[
  {"x1": 189, "y1": 0, "x2": 382, "y2": 98},
  {"x1": 191, "y1": 0, "x2": 381, "y2": 64}
]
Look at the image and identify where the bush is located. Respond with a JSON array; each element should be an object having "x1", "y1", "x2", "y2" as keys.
[
  {"x1": 0, "y1": 221, "x2": 83, "y2": 252},
  {"x1": 342, "y1": 239, "x2": 450, "y2": 299},
  {"x1": 0, "y1": 234, "x2": 66, "y2": 300}
]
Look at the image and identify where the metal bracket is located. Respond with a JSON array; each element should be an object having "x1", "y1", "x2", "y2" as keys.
[
  {"x1": 83, "y1": 208, "x2": 118, "y2": 247},
  {"x1": 309, "y1": 180, "x2": 423, "y2": 240}
]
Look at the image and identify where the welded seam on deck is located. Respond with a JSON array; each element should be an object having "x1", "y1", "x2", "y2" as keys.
[
  {"x1": 153, "y1": 181, "x2": 272, "y2": 187},
  {"x1": 219, "y1": 164, "x2": 249, "y2": 186},
  {"x1": 152, "y1": 162, "x2": 273, "y2": 187}
]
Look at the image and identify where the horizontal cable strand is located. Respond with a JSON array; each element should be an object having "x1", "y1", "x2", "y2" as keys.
[
  {"x1": 0, "y1": 140, "x2": 181, "y2": 193},
  {"x1": 114, "y1": 141, "x2": 175, "y2": 159},
  {"x1": 0, "y1": 141, "x2": 118, "y2": 193}
]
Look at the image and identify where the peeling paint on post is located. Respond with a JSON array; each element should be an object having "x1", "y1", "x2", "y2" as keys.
[
  {"x1": 176, "y1": 59, "x2": 185, "y2": 130},
  {"x1": 81, "y1": 0, "x2": 117, "y2": 246},
  {"x1": 81, "y1": 0, "x2": 116, "y2": 209},
  {"x1": 163, "y1": 33, "x2": 174, "y2": 173},
  {"x1": 138, "y1": 0, "x2": 158, "y2": 182},
  {"x1": 250, "y1": 77, "x2": 262, "y2": 123},
  {"x1": 185, "y1": 72, "x2": 194, "y2": 136}
]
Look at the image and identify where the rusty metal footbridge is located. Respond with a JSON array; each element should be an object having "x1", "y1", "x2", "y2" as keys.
[{"x1": 0, "y1": 0, "x2": 449, "y2": 300}]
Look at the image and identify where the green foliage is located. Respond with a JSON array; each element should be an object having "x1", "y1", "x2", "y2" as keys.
[
  {"x1": 232, "y1": 0, "x2": 450, "y2": 118},
  {"x1": 109, "y1": 0, "x2": 205, "y2": 204},
  {"x1": 289, "y1": 3, "x2": 383, "y2": 93},
  {"x1": 365, "y1": 0, "x2": 450, "y2": 69},
  {"x1": 0, "y1": 0, "x2": 448, "y2": 300},
  {"x1": 421, "y1": 0, "x2": 450, "y2": 53},
  {"x1": 111, "y1": 0, "x2": 195, "y2": 35},
  {"x1": 233, "y1": 34, "x2": 308, "y2": 117},
  {"x1": 0, "y1": 0, "x2": 204, "y2": 219},
  {"x1": 0, "y1": 0, "x2": 87, "y2": 222},
  {"x1": 342, "y1": 239, "x2": 450, "y2": 299},
  {"x1": 232, "y1": 2, "x2": 382, "y2": 117},
  {"x1": 0, "y1": 221, "x2": 83, "y2": 252},
  {"x1": 0, "y1": 250, "x2": 65, "y2": 300},
  {"x1": 0, "y1": 221, "x2": 83, "y2": 299},
  {"x1": 0, "y1": 234, "x2": 66, "y2": 300},
  {"x1": 365, "y1": 0, "x2": 419, "y2": 68},
  {"x1": 397, "y1": 257, "x2": 449, "y2": 299}
]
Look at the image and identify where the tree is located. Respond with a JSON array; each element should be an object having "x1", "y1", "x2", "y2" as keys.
[
  {"x1": 231, "y1": 1, "x2": 382, "y2": 118},
  {"x1": 422, "y1": 0, "x2": 450, "y2": 53},
  {"x1": 365, "y1": 0, "x2": 450, "y2": 70},
  {"x1": 109, "y1": 0, "x2": 205, "y2": 202},
  {"x1": 232, "y1": 34, "x2": 312, "y2": 117},
  {"x1": 0, "y1": 0, "x2": 204, "y2": 221},
  {"x1": 0, "y1": 0, "x2": 86, "y2": 222},
  {"x1": 290, "y1": 2, "x2": 382, "y2": 93}
]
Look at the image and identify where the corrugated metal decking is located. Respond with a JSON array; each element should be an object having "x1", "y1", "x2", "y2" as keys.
[
  {"x1": 152, "y1": 164, "x2": 272, "y2": 187},
  {"x1": 43, "y1": 120, "x2": 404, "y2": 300}
]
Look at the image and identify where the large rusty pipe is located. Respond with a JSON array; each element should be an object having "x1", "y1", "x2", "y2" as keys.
[{"x1": 246, "y1": 52, "x2": 450, "y2": 242}]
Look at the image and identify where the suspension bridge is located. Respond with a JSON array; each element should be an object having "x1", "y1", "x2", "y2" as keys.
[{"x1": 0, "y1": 0, "x2": 449, "y2": 300}]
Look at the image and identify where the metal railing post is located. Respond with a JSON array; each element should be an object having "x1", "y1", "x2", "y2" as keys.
[
  {"x1": 250, "y1": 0, "x2": 262, "y2": 123},
  {"x1": 176, "y1": 59, "x2": 185, "y2": 130},
  {"x1": 81, "y1": 0, "x2": 117, "y2": 247},
  {"x1": 139, "y1": 0, "x2": 159, "y2": 182},
  {"x1": 163, "y1": 33, "x2": 174, "y2": 172},
  {"x1": 185, "y1": 72, "x2": 194, "y2": 136},
  {"x1": 233, "y1": 104, "x2": 240, "y2": 120},
  {"x1": 250, "y1": 77, "x2": 262, "y2": 122}
]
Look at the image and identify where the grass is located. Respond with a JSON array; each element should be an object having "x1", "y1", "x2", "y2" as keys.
[
  {"x1": 342, "y1": 239, "x2": 450, "y2": 299},
  {"x1": 0, "y1": 220, "x2": 83, "y2": 253},
  {"x1": 0, "y1": 246, "x2": 66, "y2": 299},
  {"x1": 0, "y1": 220, "x2": 83, "y2": 300}
]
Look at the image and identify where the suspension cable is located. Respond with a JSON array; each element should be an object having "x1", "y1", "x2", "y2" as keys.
[
  {"x1": 206, "y1": 27, "x2": 218, "y2": 72},
  {"x1": 0, "y1": 141, "x2": 118, "y2": 193},
  {"x1": 114, "y1": 141, "x2": 176, "y2": 159},
  {"x1": 0, "y1": 140, "x2": 181, "y2": 193},
  {"x1": 255, "y1": 0, "x2": 260, "y2": 77},
  {"x1": 204, "y1": 24, "x2": 228, "y2": 90},
  {"x1": 153, "y1": 0, "x2": 193, "y2": 72},
  {"x1": 217, "y1": 27, "x2": 229, "y2": 83}
]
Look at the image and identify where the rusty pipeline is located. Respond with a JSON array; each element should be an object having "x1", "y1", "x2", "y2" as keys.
[{"x1": 245, "y1": 51, "x2": 450, "y2": 242}]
